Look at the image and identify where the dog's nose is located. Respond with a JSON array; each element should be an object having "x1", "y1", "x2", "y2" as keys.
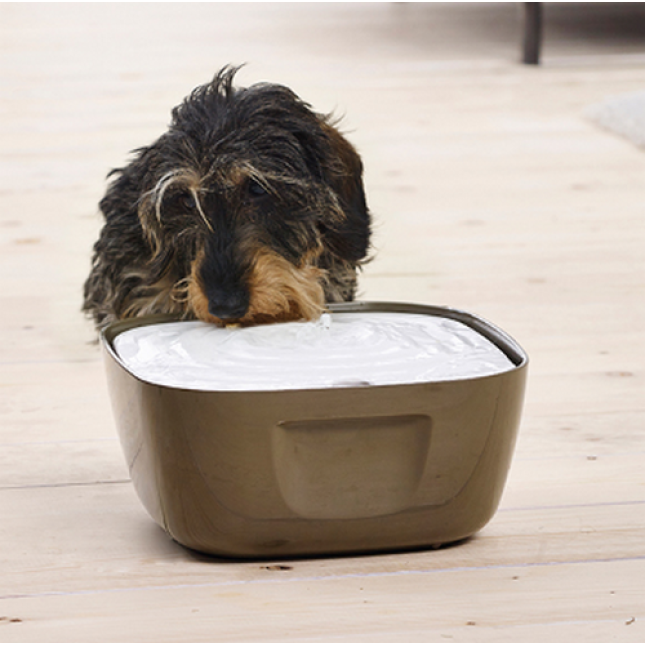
[{"x1": 207, "y1": 292, "x2": 249, "y2": 321}]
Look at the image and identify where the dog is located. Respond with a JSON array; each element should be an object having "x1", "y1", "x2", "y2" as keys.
[{"x1": 83, "y1": 66, "x2": 371, "y2": 329}]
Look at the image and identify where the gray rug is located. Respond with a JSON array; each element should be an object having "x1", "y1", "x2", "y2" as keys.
[{"x1": 586, "y1": 91, "x2": 645, "y2": 150}]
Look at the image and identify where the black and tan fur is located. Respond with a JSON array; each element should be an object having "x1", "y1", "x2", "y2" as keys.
[{"x1": 83, "y1": 66, "x2": 371, "y2": 328}]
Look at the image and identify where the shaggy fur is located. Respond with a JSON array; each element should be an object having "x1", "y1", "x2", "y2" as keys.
[{"x1": 83, "y1": 66, "x2": 371, "y2": 328}]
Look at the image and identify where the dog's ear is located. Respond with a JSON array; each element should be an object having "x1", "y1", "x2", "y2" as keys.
[
  {"x1": 99, "y1": 145, "x2": 159, "y2": 225},
  {"x1": 318, "y1": 122, "x2": 372, "y2": 265}
]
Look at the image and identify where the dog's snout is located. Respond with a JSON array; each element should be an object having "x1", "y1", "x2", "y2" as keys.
[{"x1": 207, "y1": 290, "x2": 249, "y2": 321}]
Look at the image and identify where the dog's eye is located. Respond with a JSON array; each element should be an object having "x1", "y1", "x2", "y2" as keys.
[
  {"x1": 179, "y1": 192, "x2": 197, "y2": 210},
  {"x1": 166, "y1": 190, "x2": 197, "y2": 212},
  {"x1": 247, "y1": 179, "x2": 268, "y2": 198}
]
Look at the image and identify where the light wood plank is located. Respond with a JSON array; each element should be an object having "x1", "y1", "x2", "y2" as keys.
[{"x1": 0, "y1": 557, "x2": 643, "y2": 642}]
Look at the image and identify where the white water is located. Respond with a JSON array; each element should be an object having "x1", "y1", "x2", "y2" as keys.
[{"x1": 113, "y1": 312, "x2": 515, "y2": 391}]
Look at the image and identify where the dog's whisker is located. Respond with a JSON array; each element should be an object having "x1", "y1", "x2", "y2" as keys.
[
  {"x1": 140, "y1": 170, "x2": 182, "y2": 222},
  {"x1": 170, "y1": 276, "x2": 193, "y2": 304},
  {"x1": 188, "y1": 187, "x2": 214, "y2": 233}
]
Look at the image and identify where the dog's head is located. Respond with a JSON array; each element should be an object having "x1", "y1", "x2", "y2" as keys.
[{"x1": 115, "y1": 66, "x2": 370, "y2": 325}]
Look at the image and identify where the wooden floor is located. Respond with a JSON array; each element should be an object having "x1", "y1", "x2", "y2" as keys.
[{"x1": 1, "y1": 3, "x2": 644, "y2": 642}]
